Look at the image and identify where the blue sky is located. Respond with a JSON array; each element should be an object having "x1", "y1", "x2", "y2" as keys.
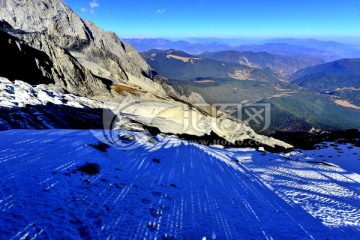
[{"x1": 64, "y1": 0, "x2": 360, "y2": 39}]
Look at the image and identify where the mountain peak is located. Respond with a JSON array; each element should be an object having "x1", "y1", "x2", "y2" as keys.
[{"x1": 0, "y1": 0, "x2": 90, "y2": 39}]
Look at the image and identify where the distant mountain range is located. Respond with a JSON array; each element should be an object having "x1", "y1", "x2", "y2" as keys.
[
  {"x1": 255, "y1": 58, "x2": 360, "y2": 132},
  {"x1": 291, "y1": 58, "x2": 360, "y2": 91},
  {"x1": 265, "y1": 38, "x2": 360, "y2": 56},
  {"x1": 124, "y1": 38, "x2": 360, "y2": 61},
  {"x1": 199, "y1": 51, "x2": 323, "y2": 75},
  {"x1": 140, "y1": 48, "x2": 360, "y2": 133},
  {"x1": 141, "y1": 49, "x2": 284, "y2": 82},
  {"x1": 291, "y1": 58, "x2": 360, "y2": 106},
  {"x1": 124, "y1": 38, "x2": 231, "y2": 54}
]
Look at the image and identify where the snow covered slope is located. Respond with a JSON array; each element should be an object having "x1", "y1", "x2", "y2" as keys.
[
  {"x1": 0, "y1": 77, "x2": 107, "y2": 130},
  {"x1": 0, "y1": 130, "x2": 359, "y2": 239},
  {"x1": 0, "y1": 78, "x2": 102, "y2": 109}
]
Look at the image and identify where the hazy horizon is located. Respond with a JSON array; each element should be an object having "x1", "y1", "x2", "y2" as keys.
[
  {"x1": 64, "y1": 0, "x2": 360, "y2": 43},
  {"x1": 121, "y1": 36, "x2": 360, "y2": 45}
]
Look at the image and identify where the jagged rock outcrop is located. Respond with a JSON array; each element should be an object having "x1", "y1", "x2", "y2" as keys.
[
  {"x1": 20, "y1": 33, "x2": 112, "y2": 97},
  {"x1": 0, "y1": 26, "x2": 112, "y2": 97},
  {"x1": 83, "y1": 20, "x2": 151, "y2": 79}
]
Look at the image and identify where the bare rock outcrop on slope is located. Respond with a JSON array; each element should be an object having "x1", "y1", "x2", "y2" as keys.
[
  {"x1": 21, "y1": 33, "x2": 112, "y2": 97},
  {"x1": 83, "y1": 20, "x2": 152, "y2": 79}
]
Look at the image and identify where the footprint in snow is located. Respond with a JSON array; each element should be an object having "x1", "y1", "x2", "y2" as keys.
[
  {"x1": 89, "y1": 142, "x2": 110, "y2": 153},
  {"x1": 149, "y1": 208, "x2": 163, "y2": 218},
  {"x1": 147, "y1": 222, "x2": 160, "y2": 232},
  {"x1": 141, "y1": 198, "x2": 152, "y2": 204},
  {"x1": 76, "y1": 163, "x2": 100, "y2": 175},
  {"x1": 151, "y1": 191, "x2": 162, "y2": 197}
]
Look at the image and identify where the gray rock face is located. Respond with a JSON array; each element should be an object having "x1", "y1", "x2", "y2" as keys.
[
  {"x1": 83, "y1": 20, "x2": 152, "y2": 79},
  {"x1": 19, "y1": 33, "x2": 111, "y2": 97},
  {"x1": 0, "y1": 0, "x2": 89, "y2": 39},
  {"x1": 0, "y1": 0, "x2": 152, "y2": 81}
]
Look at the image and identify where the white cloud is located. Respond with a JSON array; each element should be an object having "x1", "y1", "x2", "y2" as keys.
[
  {"x1": 89, "y1": 0, "x2": 99, "y2": 8},
  {"x1": 156, "y1": 8, "x2": 166, "y2": 14},
  {"x1": 80, "y1": 8, "x2": 87, "y2": 12},
  {"x1": 89, "y1": 0, "x2": 99, "y2": 14}
]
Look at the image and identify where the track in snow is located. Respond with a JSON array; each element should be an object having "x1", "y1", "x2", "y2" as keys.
[{"x1": 0, "y1": 130, "x2": 359, "y2": 239}]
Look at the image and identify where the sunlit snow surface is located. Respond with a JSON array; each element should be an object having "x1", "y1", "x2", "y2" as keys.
[{"x1": 0, "y1": 130, "x2": 359, "y2": 239}]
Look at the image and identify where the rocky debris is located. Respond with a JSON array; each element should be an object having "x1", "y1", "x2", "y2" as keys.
[
  {"x1": 152, "y1": 158, "x2": 161, "y2": 164},
  {"x1": 186, "y1": 92, "x2": 207, "y2": 104},
  {"x1": 271, "y1": 129, "x2": 360, "y2": 150},
  {"x1": 0, "y1": 103, "x2": 104, "y2": 130}
]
